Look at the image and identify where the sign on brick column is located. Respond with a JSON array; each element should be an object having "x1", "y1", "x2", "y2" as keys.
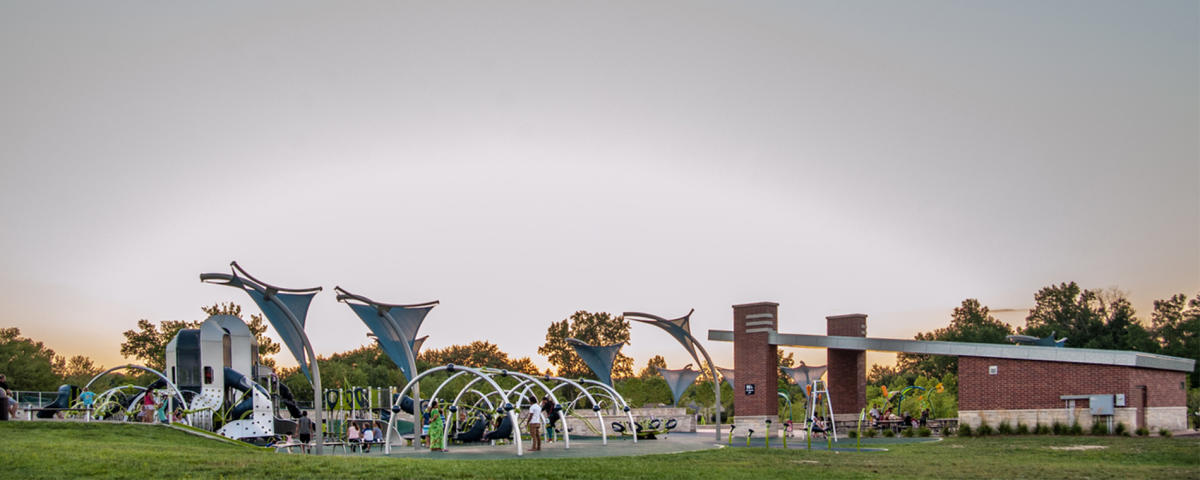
[{"x1": 733, "y1": 302, "x2": 779, "y2": 418}]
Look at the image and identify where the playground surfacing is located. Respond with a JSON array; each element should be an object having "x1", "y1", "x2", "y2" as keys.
[{"x1": 314, "y1": 432, "x2": 938, "y2": 460}]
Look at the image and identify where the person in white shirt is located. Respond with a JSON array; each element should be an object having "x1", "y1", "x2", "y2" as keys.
[
  {"x1": 526, "y1": 397, "x2": 543, "y2": 451},
  {"x1": 362, "y1": 423, "x2": 376, "y2": 453}
]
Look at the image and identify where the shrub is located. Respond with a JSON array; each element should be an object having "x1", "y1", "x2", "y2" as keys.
[
  {"x1": 997, "y1": 421, "x2": 1013, "y2": 435},
  {"x1": 848, "y1": 430, "x2": 858, "y2": 439},
  {"x1": 1069, "y1": 423, "x2": 1083, "y2": 435},
  {"x1": 865, "y1": 428, "x2": 878, "y2": 438},
  {"x1": 976, "y1": 422, "x2": 993, "y2": 436},
  {"x1": 957, "y1": 424, "x2": 972, "y2": 437},
  {"x1": 883, "y1": 429, "x2": 895, "y2": 437},
  {"x1": 1016, "y1": 423, "x2": 1029, "y2": 435},
  {"x1": 1158, "y1": 428, "x2": 1172, "y2": 438},
  {"x1": 917, "y1": 427, "x2": 931, "y2": 437},
  {"x1": 1051, "y1": 421, "x2": 1065, "y2": 435},
  {"x1": 1114, "y1": 422, "x2": 1127, "y2": 436},
  {"x1": 1136, "y1": 427, "x2": 1149, "y2": 437},
  {"x1": 1090, "y1": 421, "x2": 1108, "y2": 435},
  {"x1": 901, "y1": 427, "x2": 915, "y2": 437},
  {"x1": 1035, "y1": 424, "x2": 1051, "y2": 435}
]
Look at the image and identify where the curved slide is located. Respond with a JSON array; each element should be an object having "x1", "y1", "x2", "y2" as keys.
[{"x1": 36, "y1": 385, "x2": 75, "y2": 419}]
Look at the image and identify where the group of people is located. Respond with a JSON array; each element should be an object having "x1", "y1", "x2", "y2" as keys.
[
  {"x1": 868, "y1": 405, "x2": 930, "y2": 429},
  {"x1": 346, "y1": 420, "x2": 384, "y2": 452},
  {"x1": 524, "y1": 395, "x2": 562, "y2": 452}
]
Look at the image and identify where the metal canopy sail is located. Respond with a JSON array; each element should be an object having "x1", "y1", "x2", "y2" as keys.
[
  {"x1": 782, "y1": 362, "x2": 828, "y2": 390},
  {"x1": 565, "y1": 338, "x2": 624, "y2": 387},
  {"x1": 199, "y1": 262, "x2": 325, "y2": 453},
  {"x1": 624, "y1": 309, "x2": 723, "y2": 441},
  {"x1": 716, "y1": 367, "x2": 736, "y2": 391},
  {"x1": 657, "y1": 366, "x2": 702, "y2": 407},
  {"x1": 334, "y1": 287, "x2": 437, "y2": 382},
  {"x1": 335, "y1": 286, "x2": 437, "y2": 453}
]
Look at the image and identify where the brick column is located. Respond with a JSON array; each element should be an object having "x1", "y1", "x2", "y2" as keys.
[
  {"x1": 827, "y1": 314, "x2": 867, "y2": 419},
  {"x1": 733, "y1": 302, "x2": 778, "y2": 436}
]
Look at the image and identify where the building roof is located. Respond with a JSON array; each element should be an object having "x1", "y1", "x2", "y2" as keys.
[{"x1": 707, "y1": 329, "x2": 1195, "y2": 373}]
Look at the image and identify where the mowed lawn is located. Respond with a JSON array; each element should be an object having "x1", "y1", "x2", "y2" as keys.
[{"x1": 1, "y1": 422, "x2": 1197, "y2": 479}]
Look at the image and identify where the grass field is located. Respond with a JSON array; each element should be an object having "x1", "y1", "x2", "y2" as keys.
[{"x1": 1, "y1": 422, "x2": 1197, "y2": 479}]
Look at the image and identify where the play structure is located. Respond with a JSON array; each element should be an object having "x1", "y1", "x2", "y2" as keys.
[{"x1": 12, "y1": 264, "x2": 703, "y2": 457}]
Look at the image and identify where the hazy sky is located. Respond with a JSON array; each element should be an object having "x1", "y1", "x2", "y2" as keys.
[{"x1": 2, "y1": 1, "x2": 1197, "y2": 374}]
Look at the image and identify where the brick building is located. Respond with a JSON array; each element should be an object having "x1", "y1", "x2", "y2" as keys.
[{"x1": 711, "y1": 303, "x2": 1194, "y2": 435}]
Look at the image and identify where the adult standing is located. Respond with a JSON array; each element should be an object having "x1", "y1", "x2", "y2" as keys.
[
  {"x1": 428, "y1": 401, "x2": 447, "y2": 452},
  {"x1": 526, "y1": 397, "x2": 543, "y2": 452},
  {"x1": 297, "y1": 411, "x2": 314, "y2": 454},
  {"x1": 141, "y1": 390, "x2": 157, "y2": 423},
  {"x1": 542, "y1": 396, "x2": 559, "y2": 443}
]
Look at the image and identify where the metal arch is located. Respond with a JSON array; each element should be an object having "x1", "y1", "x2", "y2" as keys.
[
  {"x1": 428, "y1": 370, "x2": 471, "y2": 401},
  {"x1": 390, "y1": 365, "x2": 524, "y2": 456},
  {"x1": 91, "y1": 384, "x2": 147, "y2": 420},
  {"x1": 463, "y1": 389, "x2": 497, "y2": 412},
  {"x1": 625, "y1": 309, "x2": 723, "y2": 441},
  {"x1": 778, "y1": 391, "x2": 793, "y2": 422},
  {"x1": 83, "y1": 364, "x2": 191, "y2": 413},
  {"x1": 503, "y1": 376, "x2": 573, "y2": 448},
  {"x1": 543, "y1": 377, "x2": 614, "y2": 445},
  {"x1": 575, "y1": 378, "x2": 637, "y2": 444},
  {"x1": 201, "y1": 262, "x2": 326, "y2": 452}
]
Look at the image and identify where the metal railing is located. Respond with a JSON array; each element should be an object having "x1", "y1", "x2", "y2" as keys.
[{"x1": 11, "y1": 391, "x2": 59, "y2": 409}]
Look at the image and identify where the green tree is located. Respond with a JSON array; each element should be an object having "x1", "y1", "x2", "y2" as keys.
[
  {"x1": 119, "y1": 319, "x2": 201, "y2": 371},
  {"x1": 55, "y1": 355, "x2": 103, "y2": 388},
  {"x1": 122, "y1": 303, "x2": 284, "y2": 372},
  {"x1": 897, "y1": 299, "x2": 1013, "y2": 378},
  {"x1": 1151, "y1": 292, "x2": 1200, "y2": 386},
  {"x1": 638, "y1": 355, "x2": 667, "y2": 379},
  {"x1": 419, "y1": 340, "x2": 541, "y2": 375},
  {"x1": 201, "y1": 303, "x2": 281, "y2": 368},
  {"x1": 1021, "y1": 283, "x2": 1156, "y2": 351},
  {"x1": 0, "y1": 328, "x2": 62, "y2": 391},
  {"x1": 538, "y1": 311, "x2": 633, "y2": 379}
]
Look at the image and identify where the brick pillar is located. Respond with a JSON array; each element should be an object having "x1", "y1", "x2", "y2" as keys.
[
  {"x1": 732, "y1": 302, "x2": 778, "y2": 436},
  {"x1": 827, "y1": 314, "x2": 867, "y2": 419}
]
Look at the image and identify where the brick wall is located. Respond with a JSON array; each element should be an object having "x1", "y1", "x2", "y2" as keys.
[
  {"x1": 959, "y1": 356, "x2": 1187, "y2": 418},
  {"x1": 733, "y1": 302, "x2": 778, "y2": 417},
  {"x1": 826, "y1": 314, "x2": 867, "y2": 415}
]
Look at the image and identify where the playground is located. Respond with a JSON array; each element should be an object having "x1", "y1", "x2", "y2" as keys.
[{"x1": 2, "y1": 263, "x2": 1197, "y2": 480}]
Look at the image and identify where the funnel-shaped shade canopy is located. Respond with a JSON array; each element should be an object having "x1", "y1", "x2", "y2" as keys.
[
  {"x1": 200, "y1": 263, "x2": 321, "y2": 382},
  {"x1": 716, "y1": 367, "x2": 736, "y2": 391},
  {"x1": 781, "y1": 362, "x2": 827, "y2": 391},
  {"x1": 657, "y1": 367, "x2": 703, "y2": 407},
  {"x1": 343, "y1": 297, "x2": 436, "y2": 382},
  {"x1": 566, "y1": 338, "x2": 624, "y2": 387}
]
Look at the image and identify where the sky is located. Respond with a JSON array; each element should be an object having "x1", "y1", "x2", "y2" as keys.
[{"x1": 1, "y1": 1, "x2": 1197, "y2": 375}]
